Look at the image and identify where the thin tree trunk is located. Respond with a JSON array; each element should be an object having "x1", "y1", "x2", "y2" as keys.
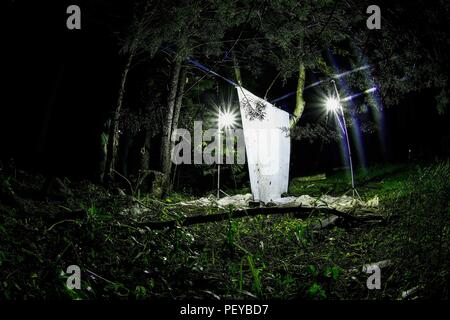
[
  {"x1": 264, "y1": 71, "x2": 281, "y2": 100},
  {"x1": 140, "y1": 130, "x2": 152, "y2": 172},
  {"x1": 168, "y1": 66, "x2": 187, "y2": 192},
  {"x1": 232, "y1": 51, "x2": 242, "y2": 86},
  {"x1": 171, "y1": 66, "x2": 187, "y2": 136},
  {"x1": 160, "y1": 58, "x2": 182, "y2": 179},
  {"x1": 104, "y1": 52, "x2": 134, "y2": 182},
  {"x1": 290, "y1": 63, "x2": 306, "y2": 127}
]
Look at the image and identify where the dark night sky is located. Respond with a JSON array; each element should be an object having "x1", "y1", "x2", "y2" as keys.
[
  {"x1": 2, "y1": 1, "x2": 449, "y2": 181},
  {"x1": 3, "y1": 1, "x2": 120, "y2": 177}
]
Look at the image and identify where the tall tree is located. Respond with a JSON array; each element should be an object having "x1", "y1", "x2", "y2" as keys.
[
  {"x1": 160, "y1": 57, "x2": 182, "y2": 183},
  {"x1": 152, "y1": 0, "x2": 243, "y2": 191},
  {"x1": 104, "y1": 1, "x2": 161, "y2": 182}
]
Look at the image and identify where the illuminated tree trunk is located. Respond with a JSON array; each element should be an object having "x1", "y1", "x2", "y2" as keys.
[
  {"x1": 290, "y1": 63, "x2": 306, "y2": 128},
  {"x1": 104, "y1": 51, "x2": 134, "y2": 182}
]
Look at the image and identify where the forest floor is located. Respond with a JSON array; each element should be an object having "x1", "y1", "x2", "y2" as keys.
[{"x1": 0, "y1": 161, "x2": 449, "y2": 300}]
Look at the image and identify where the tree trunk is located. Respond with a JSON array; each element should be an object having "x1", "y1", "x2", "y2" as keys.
[
  {"x1": 168, "y1": 66, "x2": 187, "y2": 192},
  {"x1": 140, "y1": 130, "x2": 152, "y2": 172},
  {"x1": 171, "y1": 66, "x2": 187, "y2": 135},
  {"x1": 290, "y1": 63, "x2": 306, "y2": 127},
  {"x1": 232, "y1": 51, "x2": 242, "y2": 86},
  {"x1": 160, "y1": 58, "x2": 182, "y2": 183},
  {"x1": 104, "y1": 52, "x2": 134, "y2": 183}
]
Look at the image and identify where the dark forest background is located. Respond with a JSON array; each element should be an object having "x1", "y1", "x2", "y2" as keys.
[{"x1": 2, "y1": 1, "x2": 449, "y2": 195}]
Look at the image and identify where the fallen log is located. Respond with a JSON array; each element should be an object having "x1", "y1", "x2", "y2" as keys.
[
  {"x1": 138, "y1": 205, "x2": 383, "y2": 230},
  {"x1": 311, "y1": 215, "x2": 340, "y2": 230}
]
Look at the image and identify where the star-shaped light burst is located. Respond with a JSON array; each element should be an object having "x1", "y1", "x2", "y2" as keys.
[
  {"x1": 218, "y1": 108, "x2": 238, "y2": 129},
  {"x1": 325, "y1": 96, "x2": 341, "y2": 113}
]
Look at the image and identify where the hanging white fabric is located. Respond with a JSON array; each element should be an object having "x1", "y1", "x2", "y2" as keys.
[{"x1": 236, "y1": 86, "x2": 290, "y2": 203}]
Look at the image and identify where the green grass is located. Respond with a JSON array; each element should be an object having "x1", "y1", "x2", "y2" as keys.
[
  {"x1": 0, "y1": 161, "x2": 448, "y2": 299},
  {"x1": 288, "y1": 163, "x2": 414, "y2": 199}
]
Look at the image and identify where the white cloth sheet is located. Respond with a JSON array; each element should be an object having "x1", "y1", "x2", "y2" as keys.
[{"x1": 236, "y1": 86, "x2": 291, "y2": 203}]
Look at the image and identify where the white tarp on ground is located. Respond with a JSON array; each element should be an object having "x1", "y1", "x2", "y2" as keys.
[
  {"x1": 236, "y1": 86, "x2": 290, "y2": 203},
  {"x1": 175, "y1": 193, "x2": 379, "y2": 213}
]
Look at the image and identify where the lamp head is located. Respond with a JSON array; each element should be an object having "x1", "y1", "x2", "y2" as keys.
[
  {"x1": 325, "y1": 96, "x2": 340, "y2": 113},
  {"x1": 218, "y1": 109, "x2": 237, "y2": 129}
]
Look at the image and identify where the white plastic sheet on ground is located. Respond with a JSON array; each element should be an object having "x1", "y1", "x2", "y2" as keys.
[
  {"x1": 236, "y1": 86, "x2": 290, "y2": 203},
  {"x1": 175, "y1": 193, "x2": 380, "y2": 213}
]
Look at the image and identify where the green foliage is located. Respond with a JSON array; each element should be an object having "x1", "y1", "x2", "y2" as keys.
[
  {"x1": 324, "y1": 265, "x2": 342, "y2": 281},
  {"x1": 307, "y1": 282, "x2": 327, "y2": 299},
  {"x1": 387, "y1": 162, "x2": 450, "y2": 297},
  {"x1": 1, "y1": 162, "x2": 448, "y2": 299},
  {"x1": 86, "y1": 203, "x2": 112, "y2": 222},
  {"x1": 246, "y1": 255, "x2": 263, "y2": 297},
  {"x1": 436, "y1": 88, "x2": 449, "y2": 115},
  {"x1": 226, "y1": 220, "x2": 239, "y2": 249}
]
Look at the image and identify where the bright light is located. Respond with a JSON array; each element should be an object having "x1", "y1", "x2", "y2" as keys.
[
  {"x1": 325, "y1": 97, "x2": 341, "y2": 112},
  {"x1": 218, "y1": 109, "x2": 237, "y2": 129}
]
